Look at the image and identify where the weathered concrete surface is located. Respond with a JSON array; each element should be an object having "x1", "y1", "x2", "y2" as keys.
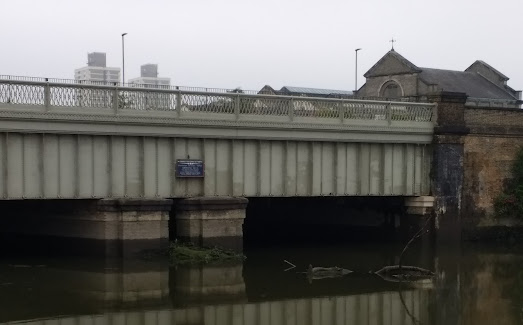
[
  {"x1": 175, "y1": 197, "x2": 248, "y2": 250},
  {"x1": 429, "y1": 92, "x2": 468, "y2": 244}
]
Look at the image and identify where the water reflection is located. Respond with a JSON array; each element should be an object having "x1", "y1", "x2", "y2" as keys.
[
  {"x1": 1, "y1": 243, "x2": 523, "y2": 324},
  {"x1": 172, "y1": 262, "x2": 246, "y2": 305}
]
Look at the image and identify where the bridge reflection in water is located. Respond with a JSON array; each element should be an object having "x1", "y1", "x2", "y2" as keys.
[
  {"x1": 10, "y1": 291, "x2": 428, "y2": 325},
  {"x1": 0, "y1": 257, "x2": 430, "y2": 325}
]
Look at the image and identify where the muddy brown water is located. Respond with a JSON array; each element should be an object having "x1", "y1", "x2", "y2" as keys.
[{"x1": 1, "y1": 241, "x2": 523, "y2": 324}]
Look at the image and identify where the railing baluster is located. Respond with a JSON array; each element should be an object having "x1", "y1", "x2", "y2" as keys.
[
  {"x1": 339, "y1": 101, "x2": 345, "y2": 124},
  {"x1": 289, "y1": 98, "x2": 294, "y2": 122},
  {"x1": 235, "y1": 94, "x2": 240, "y2": 120},
  {"x1": 44, "y1": 79, "x2": 50, "y2": 110},
  {"x1": 386, "y1": 103, "x2": 391, "y2": 125},
  {"x1": 113, "y1": 86, "x2": 119, "y2": 114},
  {"x1": 176, "y1": 89, "x2": 181, "y2": 117}
]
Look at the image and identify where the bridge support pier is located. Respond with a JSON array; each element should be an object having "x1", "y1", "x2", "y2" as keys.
[
  {"x1": 405, "y1": 196, "x2": 435, "y2": 216},
  {"x1": 0, "y1": 199, "x2": 172, "y2": 257},
  {"x1": 402, "y1": 196, "x2": 435, "y2": 239},
  {"x1": 94, "y1": 199, "x2": 172, "y2": 256},
  {"x1": 175, "y1": 197, "x2": 248, "y2": 251}
]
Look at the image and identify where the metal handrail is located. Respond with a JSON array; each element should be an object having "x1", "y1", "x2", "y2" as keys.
[
  {"x1": 0, "y1": 78, "x2": 437, "y2": 123},
  {"x1": 0, "y1": 78, "x2": 436, "y2": 108},
  {"x1": 0, "y1": 74, "x2": 261, "y2": 94}
]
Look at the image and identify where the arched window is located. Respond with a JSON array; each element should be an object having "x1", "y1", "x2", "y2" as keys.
[{"x1": 380, "y1": 81, "x2": 402, "y2": 99}]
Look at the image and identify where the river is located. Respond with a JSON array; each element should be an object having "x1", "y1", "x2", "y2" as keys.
[{"x1": 0, "y1": 241, "x2": 522, "y2": 324}]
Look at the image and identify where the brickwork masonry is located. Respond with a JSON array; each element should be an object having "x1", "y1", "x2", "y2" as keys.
[{"x1": 463, "y1": 107, "x2": 523, "y2": 232}]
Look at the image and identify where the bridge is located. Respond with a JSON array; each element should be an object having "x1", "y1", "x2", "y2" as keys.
[{"x1": 0, "y1": 77, "x2": 437, "y2": 254}]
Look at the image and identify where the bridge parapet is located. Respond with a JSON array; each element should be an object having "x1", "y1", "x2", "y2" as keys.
[{"x1": 0, "y1": 78, "x2": 436, "y2": 135}]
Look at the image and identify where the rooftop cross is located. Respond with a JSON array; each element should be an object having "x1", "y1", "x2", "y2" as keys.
[{"x1": 390, "y1": 38, "x2": 396, "y2": 51}]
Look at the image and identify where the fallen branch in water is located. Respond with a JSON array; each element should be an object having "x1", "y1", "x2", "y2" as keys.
[
  {"x1": 375, "y1": 265, "x2": 434, "y2": 283},
  {"x1": 398, "y1": 281, "x2": 421, "y2": 325},
  {"x1": 306, "y1": 265, "x2": 353, "y2": 282},
  {"x1": 283, "y1": 260, "x2": 296, "y2": 271},
  {"x1": 398, "y1": 214, "x2": 434, "y2": 270}
]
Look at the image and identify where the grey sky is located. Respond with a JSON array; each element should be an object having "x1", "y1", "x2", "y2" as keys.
[{"x1": 2, "y1": 0, "x2": 522, "y2": 92}]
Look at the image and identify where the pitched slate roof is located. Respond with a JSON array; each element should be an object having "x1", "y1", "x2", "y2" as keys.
[
  {"x1": 364, "y1": 50, "x2": 421, "y2": 78},
  {"x1": 419, "y1": 68, "x2": 517, "y2": 100},
  {"x1": 280, "y1": 86, "x2": 353, "y2": 96},
  {"x1": 466, "y1": 60, "x2": 509, "y2": 81}
]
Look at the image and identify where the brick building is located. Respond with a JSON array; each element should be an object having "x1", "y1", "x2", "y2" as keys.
[{"x1": 357, "y1": 50, "x2": 522, "y2": 108}]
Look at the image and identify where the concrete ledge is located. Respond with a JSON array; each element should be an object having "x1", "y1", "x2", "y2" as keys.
[
  {"x1": 405, "y1": 196, "x2": 435, "y2": 207},
  {"x1": 176, "y1": 197, "x2": 248, "y2": 211},
  {"x1": 97, "y1": 199, "x2": 173, "y2": 212},
  {"x1": 405, "y1": 196, "x2": 435, "y2": 216}
]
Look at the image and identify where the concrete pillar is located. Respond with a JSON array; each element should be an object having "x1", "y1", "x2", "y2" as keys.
[
  {"x1": 175, "y1": 197, "x2": 248, "y2": 251},
  {"x1": 0, "y1": 199, "x2": 172, "y2": 257},
  {"x1": 402, "y1": 196, "x2": 435, "y2": 243},
  {"x1": 95, "y1": 199, "x2": 172, "y2": 256},
  {"x1": 405, "y1": 196, "x2": 435, "y2": 216},
  {"x1": 429, "y1": 92, "x2": 469, "y2": 244}
]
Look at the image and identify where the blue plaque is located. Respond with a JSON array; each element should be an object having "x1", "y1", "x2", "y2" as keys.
[{"x1": 176, "y1": 159, "x2": 205, "y2": 178}]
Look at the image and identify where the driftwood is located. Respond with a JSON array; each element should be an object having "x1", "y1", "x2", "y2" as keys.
[
  {"x1": 375, "y1": 265, "x2": 434, "y2": 283},
  {"x1": 307, "y1": 265, "x2": 352, "y2": 281}
]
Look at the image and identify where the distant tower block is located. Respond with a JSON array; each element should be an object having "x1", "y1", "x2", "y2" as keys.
[
  {"x1": 129, "y1": 64, "x2": 172, "y2": 110},
  {"x1": 75, "y1": 52, "x2": 120, "y2": 83},
  {"x1": 141, "y1": 64, "x2": 159, "y2": 78},
  {"x1": 87, "y1": 52, "x2": 107, "y2": 67},
  {"x1": 129, "y1": 64, "x2": 171, "y2": 88}
]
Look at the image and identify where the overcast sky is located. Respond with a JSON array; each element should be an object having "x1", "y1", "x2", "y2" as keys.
[{"x1": 2, "y1": 0, "x2": 522, "y2": 92}]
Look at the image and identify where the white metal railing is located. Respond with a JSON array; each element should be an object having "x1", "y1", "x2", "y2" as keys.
[{"x1": 0, "y1": 78, "x2": 437, "y2": 124}]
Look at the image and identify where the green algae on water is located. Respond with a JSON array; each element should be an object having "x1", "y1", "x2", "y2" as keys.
[{"x1": 169, "y1": 242, "x2": 245, "y2": 265}]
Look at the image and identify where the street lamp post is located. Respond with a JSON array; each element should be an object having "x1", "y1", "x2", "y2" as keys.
[
  {"x1": 121, "y1": 33, "x2": 128, "y2": 85},
  {"x1": 355, "y1": 48, "x2": 362, "y2": 93}
]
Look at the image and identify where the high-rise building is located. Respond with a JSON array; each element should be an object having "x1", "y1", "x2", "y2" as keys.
[
  {"x1": 140, "y1": 64, "x2": 158, "y2": 78},
  {"x1": 74, "y1": 52, "x2": 120, "y2": 84},
  {"x1": 128, "y1": 64, "x2": 171, "y2": 110},
  {"x1": 128, "y1": 64, "x2": 171, "y2": 88},
  {"x1": 74, "y1": 52, "x2": 121, "y2": 108},
  {"x1": 87, "y1": 52, "x2": 106, "y2": 67}
]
